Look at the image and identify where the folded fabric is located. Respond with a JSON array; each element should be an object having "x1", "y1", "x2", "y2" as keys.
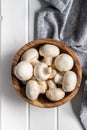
[
  {"x1": 35, "y1": 0, "x2": 87, "y2": 129},
  {"x1": 45, "y1": 0, "x2": 70, "y2": 12}
]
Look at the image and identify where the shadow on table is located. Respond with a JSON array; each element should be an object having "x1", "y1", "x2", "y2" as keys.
[
  {"x1": 1, "y1": 51, "x2": 25, "y2": 106},
  {"x1": 71, "y1": 77, "x2": 85, "y2": 130}
]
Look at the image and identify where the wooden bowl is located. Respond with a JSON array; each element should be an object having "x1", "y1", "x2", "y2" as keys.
[{"x1": 11, "y1": 38, "x2": 82, "y2": 108}]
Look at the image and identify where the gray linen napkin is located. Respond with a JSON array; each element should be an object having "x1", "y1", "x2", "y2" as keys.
[{"x1": 35, "y1": 0, "x2": 87, "y2": 129}]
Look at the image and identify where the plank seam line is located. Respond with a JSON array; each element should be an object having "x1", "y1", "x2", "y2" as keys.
[
  {"x1": 0, "y1": 0, "x2": 1, "y2": 129},
  {"x1": 26, "y1": 0, "x2": 30, "y2": 130}
]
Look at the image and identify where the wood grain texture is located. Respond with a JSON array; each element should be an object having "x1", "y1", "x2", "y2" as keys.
[
  {"x1": 1, "y1": 0, "x2": 27, "y2": 130},
  {"x1": 28, "y1": 1, "x2": 58, "y2": 130},
  {"x1": 58, "y1": 102, "x2": 83, "y2": 130},
  {"x1": 30, "y1": 105, "x2": 57, "y2": 130},
  {"x1": 1, "y1": 0, "x2": 83, "y2": 130},
  {"x1": 11, "y1": 38, "x2": 82, "y2": 108}
]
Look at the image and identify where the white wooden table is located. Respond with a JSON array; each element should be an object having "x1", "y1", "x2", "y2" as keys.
[{"x1": 0, "y1": 0, "x2": 84, "y2": 130}]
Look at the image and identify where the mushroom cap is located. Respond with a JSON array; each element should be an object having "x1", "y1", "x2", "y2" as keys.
[
  {"x1": 62, "y1": 71, "x2": 77, "y2": 92},
  {"x1": 21, "y1": 48, "x2": 39, "y2": 62},
  {"x1": 39, "y1": 44, "x2": 60, "y2": 57},
  {"x1": 34, "y1": 63, "x2": 50, "y2": 81},
  {"x1": 26, "y1": 80, "x2": 40, "y2": 100},
  {"x1": 46, "y1": 88, "x2": 65, "y2": 101},
  {"x1": 54, "y1": 53, "x2": 74, "y2": 72},
  {"x1": 14, "y1": 61, "x2": 33, "y2": 81}
]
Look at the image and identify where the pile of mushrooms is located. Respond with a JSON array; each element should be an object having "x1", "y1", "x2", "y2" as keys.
[{"x1": 13, "y1": 44, "x2": 77, "y2": 101}]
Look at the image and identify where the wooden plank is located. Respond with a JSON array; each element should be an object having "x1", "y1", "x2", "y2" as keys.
[
  {"x1": 1, "y1": 0, "x2": 84, "y2": 130},
  {"x1": 0, "y1": 0, "x2": 1, "y2": 129},
  {"x1": 28, "y1": 1, "x2": 57, "y2": 130},
  {"x1": 28, "y1": 0, "x2": 41, "y2": 41},
  {"x1": 1, "y1": 0, "x2": 27, "y2": 130},
  {"x1": 30, "y1": 105, "x2": 57, "y2": 130},
  {"x1": 58, "y1": 102, "x2": 83, "y2": 130},
  {"x1": 25, "y1": 0, "x2": 30, "y2": 130}
]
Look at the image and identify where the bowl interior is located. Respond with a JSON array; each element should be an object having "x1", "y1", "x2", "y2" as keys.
[{"x1": 11, "y1": 39, "x2": 82, "y2": 108}]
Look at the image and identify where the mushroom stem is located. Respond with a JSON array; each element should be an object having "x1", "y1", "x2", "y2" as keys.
[
  {"x1": 38, "y1": 81, "x2": 47, "y2": 94},
  {"x1": 31, "y1": 60, "x2": 40, "y2": 67},
  {"x1": 54, "y1": 73, "x2": 63, "y2": 84},
  {"x1": 42, "y1": 57, "x2": 53, "y2": 66},
  {"x1": 48, "y1": 67, "x2": 57, "y2": 79},
  {"x1": 47, "y1": 80, "x2": 57, "y2": 89}
]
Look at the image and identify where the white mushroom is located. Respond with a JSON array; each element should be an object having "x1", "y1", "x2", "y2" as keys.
[
  {"x1": 46, "y1": 88, "x2": 65, "y2": 101},
  {"x1": 21, "y1": 48, "x2": 39, "y2": 66},
  {"x1": 14, "y1": 61, "x2": 33, "y2": 81},
  {"x1": 34, "y1": 63, "x2": 50, "y2": 81},
  {"x1": 39, "y1": 44, "x2": 60, "y2": 66},
  {"x1": 62, "y1": 71, "x2": 77, "y2": 92},
  {"x1": 48, "y1": 67, "x2": 57, "y2": 79},
  {"x1": 38, "y1": 81, "x2": 47, "y2": 94},
  {"x1": 54, "y1": 73, "x2": 63, "y2": 84},
  {"x1": 54, "y1": 53, "x2": 74, "y2": 72},
  {"x1": 26, "y1": 80, "x2": 40, "y2": 100},
  {"x1": 47, "y1": 80, "x2": 57, "y2": 89}
]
